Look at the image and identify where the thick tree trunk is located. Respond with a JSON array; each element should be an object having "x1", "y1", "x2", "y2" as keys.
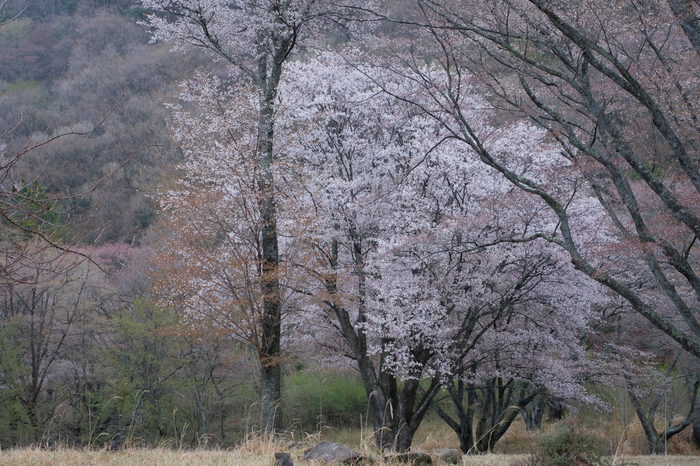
[
  {"x1": 259, "y1": 182, "x2": 281, "y2": 434},
  {"x1": 521, "y1": 393, "x2": 546, "y2": 430},
  {"x1": 24, "y1": 398, "x2": 41, "y2": 441},
  {"x1": 256, "y1": 47, "x2": 284, "y2": 434},
  {"x1": 692, "y1": 415, "x2": 700, "y2": 449},
  {"x1": 260, "y1": 362, "x2": 282, "y2": 433},
  {"x1": 392, "y1": 376, "x2": 440, "y2": 452},
  {"x1": 433, "y1": 377, "x2": 477, "y2": 454},
  {"x1": 629, "y1": 383, "x2": 698, "y2": 455},
  {"x1": 258, "y1": 147, "x2": 282, "y2": 434},
  {"x1": 437, "y1": 378, "x2": 539, "y2": 454}
]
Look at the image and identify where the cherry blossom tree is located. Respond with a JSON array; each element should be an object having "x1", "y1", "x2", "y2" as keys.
[
  {"x1": 396, "y1": 1, "x2": 700, "y2": 442},
  {"x1": 361, "y1": 0, "x2": 700, "y2": 372},
  {"x1": 153, "y1": 41, "x2": 620, "y2": 450},
  {"x1": 430, "y1": 264, "x2": 608, "y2": 454},
  {"x1": 279, "y1": 54, "x2": 609, "y2": 452},
  {"x1": 140, "y1": 0, "x2": 347, "y2": 432},
  {"x1": 278, "y1": 55, "x2": 450, "y2": 450},
  {"x1": 148, "y1": 74, "x2": 315, "y2": 433}
]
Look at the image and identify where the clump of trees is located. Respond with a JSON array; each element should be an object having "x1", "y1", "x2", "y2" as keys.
[{"x1": 147, "y1": 41, "x2": 620, "y2": 453}]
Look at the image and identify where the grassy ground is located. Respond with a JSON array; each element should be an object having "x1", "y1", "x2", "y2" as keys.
[
  {"x1": 1, "y1": 448, "x2": 700, "y2": 465},
  {"x1": 0, "y1": 448, "x2": 271, "y2": 466},
  {"x1": 318, "y1": 416, "x2": 700, "y2": 456},
  {"x1": 461, "y1": 455, "x2": 700, "y2": 466},
  {"x1": 2, "y1": 417, "x2": 700, "y2": 465}
]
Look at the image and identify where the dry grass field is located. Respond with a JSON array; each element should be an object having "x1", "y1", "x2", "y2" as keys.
[
  {"x1": 1, "y1": 447, "x2": 700, "y2": 466},
  {"x1": 2, "y1": 417, "x2": 700, "y2": 466},
  {"x1": 460, "y1": 455, "x2": 700, "y2": 466}
]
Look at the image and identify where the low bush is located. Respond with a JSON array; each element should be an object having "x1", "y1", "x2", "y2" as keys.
[
  {"x1": 284, "y1": 371, "x2": 367, "y2": 430},
  {"x1": 513, "y1": 420, "x2": 609, "y2": 466}
]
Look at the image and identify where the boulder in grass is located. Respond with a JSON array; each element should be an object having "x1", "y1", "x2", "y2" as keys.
[
  {"x1": 388, "y1": 451, "x2": 433, "y2": 464},
  {"x1": 302, "y1": 441, "x2": 363, "y2": 464},
  {"x1": 274, "y1": 452, "x2": 294, "y2": 466},
  {"x1": 430, "y1": 449, "x2": 462, "y2": 464}
]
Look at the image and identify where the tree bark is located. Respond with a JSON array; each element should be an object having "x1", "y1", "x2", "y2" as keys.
[
  {"x1": 628, "y1": 377, "x2": 698, "y2": 455},
  {"x1": 255, "y1": 25, "x2": 293, "y2": 435},
  {"x1": 692, "y1": 415, "x2": 700, "y2": 449},
  {"x1": 325, "y1": 237, "x2": 440, "y2": 452},
  {"x1": 258, "y1": 84, "x2": 282, "y2": 435},
  {"x1": 521, "y1": 393, "x2": 546, "y2": 430}
]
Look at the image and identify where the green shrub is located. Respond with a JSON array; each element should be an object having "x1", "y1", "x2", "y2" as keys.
[
  {"x1": 0, "y1": 18, "x2": 32, "y2": 44},
  {"x1": 534, "y1": 420, "x2": 609, "y2": 466},
  {"x1": 3, "y1": 79, "x2": 41, "y2": 93},
  {"x1": 284, "y1": 371, "x2": 367, "y2": 430}
]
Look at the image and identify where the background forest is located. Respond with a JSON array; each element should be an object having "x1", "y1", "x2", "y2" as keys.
[{"x1": 3, "y1": 0, "x2": 700, "y2": 461}]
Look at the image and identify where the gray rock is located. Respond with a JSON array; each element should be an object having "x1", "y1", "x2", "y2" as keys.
[
  {"x1": 430, "y1": 449, "x2": 462, "y2": 464},
  {"x1": 387, "y1": 451, "x2": 433, "y2": 464},
  {"x1": 274, "y1": 452, "x2": 294, "y2": 466},
  {"x1": 302, "y1": 441, "x2": 363, "y2": 464}
]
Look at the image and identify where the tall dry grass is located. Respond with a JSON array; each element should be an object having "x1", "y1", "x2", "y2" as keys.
[
  {"x1": 3, "y1": 410, "x2": 700, "y2": 465},
  {"x1": 0, "y1": 447, "x2": 271, "y2": 466},
  {"x1": 2, "y1": 444, "x2": 700, "y2": 466}
]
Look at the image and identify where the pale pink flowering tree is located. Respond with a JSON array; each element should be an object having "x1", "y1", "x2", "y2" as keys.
[
  {"x1": 363, "y1": 1, "x2": 700, "y2": 444},
  {"x1": 373, "y1": 0, "x2": 700, "y2": 363},
  {"x1": 279, "y1": 54, "x2": 612, "y2": 451},
  {"x1": 348, "y1": 5, "x2": 700, "y2": 446},
  {"x1": 372, "y1": 3, "x2": 700, "y2": 449},
  {"x1": 154, "y1": 42, "x2": 623, "y2": 450},
  {"x1": 149, "y1": 73, "x2": 317, "y2": 433},
  {"x1": 140, "y1": 0, "x2": 352, "y2": 432}
]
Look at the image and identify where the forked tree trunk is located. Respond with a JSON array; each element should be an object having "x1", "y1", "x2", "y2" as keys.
[
  {"x1": 326, "y1": 239, "x2": 440, "y2": 452},
  {"x1": 521, "y1": 393, "x2": 546, "y2": 430},
  {"x1": 435, "y1": 377, "x2": 540, "y2": 454},
  {"x1": 628, "y1": 379, "x2": 699, "y2": 455},
  {"x1": 433, "y1": 377, "x2": 477, "y2": 453}
]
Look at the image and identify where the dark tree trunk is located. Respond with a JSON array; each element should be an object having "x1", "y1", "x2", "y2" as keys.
[
  {"x1": 258, "y1": 97, "x2": 282, "y2": 433},
  {"x1": 521, "y1": 393, "x2": 546, "y2": 430},
  {"x1": 435, "y1": 377, "x2": 540, "y2": 454},
  {"x1": 255, "y1": 30, "x2": 293, "y2": 434},
  {"x1": 433, "y1": 377, "x2": 477, "y2": 454},
  {"x1": 325, "y1": 239, "x2": 440, "y2": 452},
  {"x1": 692, "y1": 415, "x2": 700, "y2": 449},
  {"x1": 628, "y1": 378, "x2": 698, "y2": 455},
  {"x1": 473, "y1": 379, "x2": 538, "y2": 453}
]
